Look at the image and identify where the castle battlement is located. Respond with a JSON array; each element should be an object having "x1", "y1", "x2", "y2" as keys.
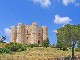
[{"x1": 11, "y1": 22, "x2": 48, "y2": 44}]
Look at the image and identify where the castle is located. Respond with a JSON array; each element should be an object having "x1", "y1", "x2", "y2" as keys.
[{"x1": 11, "y1": 22, "x2": 48, "y2": 44}]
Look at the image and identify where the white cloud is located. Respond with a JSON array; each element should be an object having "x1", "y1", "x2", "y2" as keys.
[
  {"x1": 4, "y1": 28, "x2": 11, "y2": 37},
  {"x1": 32, "y1": 0, "x2": 51, "y2": 8},
  {"x1": 4, "y1": 40, "x2": 9, "y2": 43},
  {"x1": 53, "y1": 30, "x2": 57, "y2": 33},
  {"x1": 63, "y1": 0, "x2": 75, "y2": 6},
  {"x1": 54, "y1": 15, "x2": 72, "y2": 24},
  {"x1": 75, "y1": 3, "x2": 80, "y2": 6}
]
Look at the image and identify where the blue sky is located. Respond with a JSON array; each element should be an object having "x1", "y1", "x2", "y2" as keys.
[{"x1": 0, "y1": 0, "x2": 80, "y2": 44}]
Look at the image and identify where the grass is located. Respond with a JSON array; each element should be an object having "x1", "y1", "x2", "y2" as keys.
[{"x1": 0, "y1": 47, "x2": 80, "y2": 60}]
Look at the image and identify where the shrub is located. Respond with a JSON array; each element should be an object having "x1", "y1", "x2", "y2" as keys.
[
  {"x1": 0, "y1": 48, "x2": 11, "y2": 53},
  {"x1": 50, "y1": 44, "x2": 56, "y2": 48},
  {"x1": 56, "y1": 43, "x2": 62, "y2": 50},
  {"x1": 33, "y1": 44, "x2": 39, "y2": 47},
  {"x1": 75, "y1": 48, "x2": 80, "y2": 51},
  {"x1": 5, "y1": 42, "x2": 27, "y2": 52},
  {"x1": 42, "y1": 38, "x2": 50, "y2": 48},
  {"x1": 63, "y1": 47, "x2": 68, "y2": 51},
  {"x1": 18, "y1": 44, "x2": 27, "y2": 51},
  {"x1": 5, "y1": 43, "x2": 19, "y2": 52},
  {"x1": 56, "y1": 42, "x2": 68, "y2": 51}
]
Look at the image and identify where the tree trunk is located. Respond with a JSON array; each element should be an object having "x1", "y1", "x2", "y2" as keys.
[{"x1": 72, "y1": 41, "x2": 75, "y2": 60}]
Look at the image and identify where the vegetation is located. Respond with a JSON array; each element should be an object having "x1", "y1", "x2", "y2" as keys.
[
  {"x1": 0, "y1": 47, "x2": 80, "y2": 60},
  {"x1": 0, "y1": 38, "x2": 50, "y2": 54},
  {"x1": 56, "y1": 24, "x2": 80, "y2": 59},
  {"x1": 0, "y1": 36, "x2": 6, "y2": 43},
  {"x1": 42, "y1": 38, "x2": 50, "y2": 48},
  {"x1": 0, "y1": 42, "x2": 27, "y2": 53}
]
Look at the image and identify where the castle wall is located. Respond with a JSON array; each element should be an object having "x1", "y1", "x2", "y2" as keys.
[
  {"x1": 42, "y1": 26, "x2": 48, "y2": 41},
  {"x1": 37, "y1": 27, "x2": 43, "y2": 43},
  {"x1": 16, "y1": 23, "x2": 25, "y2": 43},
  {"x1": 11, "y1": 22, "x2": 48, "y2": 44},
  {"x1": 31, "y1": 22, "x2": 38, "y2": 44},
  {"x1": 11, "y1": 26, "x2": 17, "y2": 42},
  {"x1": 25, "y1": 25, "x2": 32, "y2": 44}
]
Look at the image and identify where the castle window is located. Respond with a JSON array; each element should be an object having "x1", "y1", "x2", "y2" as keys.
[
  {"x1": 27, "y1": 37, "x2": 28, "y2": 39},
  {"x1": 27, "y1": 31, "x2": 28, "y2": 34},
  {"x1": 38, "y1": 40, "x2": 40, "y2": 44},
  {"x1": 39, "y1": 33, "x2": 40, "y2": 35}
]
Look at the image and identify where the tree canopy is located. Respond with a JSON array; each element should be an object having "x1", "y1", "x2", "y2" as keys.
[{"x1": 56, "y1": 24, "x2": 80, "y2": 59}]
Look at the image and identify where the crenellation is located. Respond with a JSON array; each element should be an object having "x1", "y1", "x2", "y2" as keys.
[{"x1": 11, "y1": 22, "x2": 48, "y2": 44}]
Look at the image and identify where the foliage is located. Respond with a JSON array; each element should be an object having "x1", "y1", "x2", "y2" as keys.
[
  {"x1": 0, "y1": 36, "x2": 6, "y2": 43},
  {"x1": 5, "y1": 42, "x2": 27, "y2": 52},
  {"x1": 0, "y1": 48, "x2": 11, "y2": 53},
  {"x1": 50, "y1": 44, "x2": 56, "y2": 48},
  {"x1": 0, "y1": 47, "x2": 80, "y2": 60},
  {"x1": 42, "y1": 38, "x2": 50, "y2": 48},
  {"x1": 56, "y1": 43, "x2": 62, "y2": 50},
  {"x1": 75, "y1": 48, "x2": 80, "y2": 51},
  {"x1": 56, "y1": 42, "x2": 68, "y2": 51},
  {"x1": 56, "y1": 24, "x2": 80, "y2": 59}
]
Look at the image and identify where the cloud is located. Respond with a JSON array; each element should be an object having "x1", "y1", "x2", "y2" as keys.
[
  {"x1": 32, "y1": 0, "x2": 51, "y2": 8},
  {"x1": 54, "y1": 15, "x2": 72, "y2": 24},
  {"x1": 63, "y1": 0, "x2": 75, "y2": 6},
  {"x1": 75, "y1": 3, "x2": 80, "y2": 6},
  {"x1": 53, "y1": 30, "x2": 57, "y2": 33},
  {"x1": 4, "y1": 40, "x2": 9, "y2": 43},
  {"x1": 4, "y1": 28, "x2": 11, "y2": 37}
]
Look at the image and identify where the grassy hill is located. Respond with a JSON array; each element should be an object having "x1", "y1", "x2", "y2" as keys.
[{"x1": 0, "y1": 47, "x2": 80, "y2": 60}]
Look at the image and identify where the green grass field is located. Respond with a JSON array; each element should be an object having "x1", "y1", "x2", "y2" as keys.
[{"x1": 0, "y1": 47, "x2": 80, "y2": 60}]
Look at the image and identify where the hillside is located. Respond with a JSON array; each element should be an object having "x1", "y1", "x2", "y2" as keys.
[{"x1": 0, "y1": 47, "x2": 80, "y2": 60}]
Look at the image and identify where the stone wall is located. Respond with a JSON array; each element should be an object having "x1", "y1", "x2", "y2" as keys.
[{"x1": 11, "y1": 22, "x2": 48, "y2": 44}]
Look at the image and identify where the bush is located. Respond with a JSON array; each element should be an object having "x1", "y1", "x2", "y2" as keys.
[
  {"x1": 0, "y1": 48, "x2": 11, "y2": 53},
  {"x1": 50, "y1": 44, "x2": 56, "y2": 48},
  {"x1": 42, "y1": 38, "x2": 50, "y2": 48},
  {"x1": 56, "y1": 43, "x2": 62, "y2": 50},
  {"x1": 18, "y1": 44, "x2": 27, "y2": 51},
  {"x1": 33, "y1": 44, "x2": 39, "y2": 47},
  {"x1": 5, "y1": 42, "x2": 27, "y2": 52},
  {"x1": 29, "y1": 44, "x2": 40, "y2": 48},
  {"x1": 5, "y1": 43, "x2": 19, "y2": 52},
  {"x1": 75, "y1": 48, "x2": 80, "y2": 51},
  {"x1": 56, "y1": 42, "x2": 68, "y2": 51},
  {"x1": 63, "y1": 47, "x2": 68, "y2": 51}
]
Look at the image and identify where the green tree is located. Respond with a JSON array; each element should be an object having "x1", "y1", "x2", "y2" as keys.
[
  {"x1": 0, "y1": 36, "x2": 6, "y2": 43},
  {"x1": 42, "y1": 38, "x2": 50, "y2": 48},
  {"x1": 56, "y1": 24, "x2": 79, "y2": 60}
]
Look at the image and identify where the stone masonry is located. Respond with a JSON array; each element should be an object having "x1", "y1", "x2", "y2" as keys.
[{"x1": 11, "y1": 22, "x2": 48, "y2": 44}]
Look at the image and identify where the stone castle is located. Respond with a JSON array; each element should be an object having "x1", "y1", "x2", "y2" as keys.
[{"x1": 11, "y1": 22, "x2": 48, "y2": 44}]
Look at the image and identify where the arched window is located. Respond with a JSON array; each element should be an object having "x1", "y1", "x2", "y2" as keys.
[{"x1": 38, "y1": 40, "x2": 40, "y2": 44}]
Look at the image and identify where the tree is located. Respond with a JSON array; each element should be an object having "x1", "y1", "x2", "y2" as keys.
[
  {"x1": 42, "y1": 38, "x2": 50, "y2": 48},
  {"x1": 56, "y1": 42, "x2": 62, "y2": 50},
  {"x1": 0, "y1": 36, "x2": 6, "y2": 43},
  {"x1": 77, "y1": 24, "x2": 80, "y2": 48},
  {"x1": 56, "y1": 24, "x2": 79, "y2": 60}
]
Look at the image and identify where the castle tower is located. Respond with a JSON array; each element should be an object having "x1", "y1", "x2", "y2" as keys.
[
  {"x1": 11, "y1": 26, "x2": 17, "y2": 42},
  {"x1": 16, "y1": 23, "x2": 25, "y2": 43},
  {"x1": 37, "y1": 27, "x2": 43, "y2": 44},
  {"x1": 25, "y1": 25, "x2": 31, "y2": 44},
  {"x1": 31, "y1": 22, "x2": 38, "y2": 44},
  {"x1": 42, "y1": 26, "x2": 48, "y2": 41},
  {"x1": 11, "y1": 22, "x2": 48, "y2": 44}
]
